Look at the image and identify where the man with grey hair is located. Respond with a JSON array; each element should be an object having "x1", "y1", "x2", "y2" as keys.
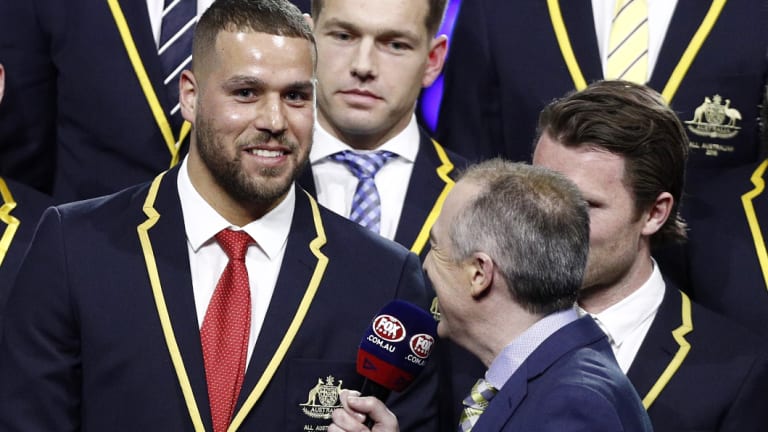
[{"x1": 329, "y1": 159, "x2": 652, "y2": 432}]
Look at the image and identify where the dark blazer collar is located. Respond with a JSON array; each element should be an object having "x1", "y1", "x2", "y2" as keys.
[{"x1": 556, "y1": 0, "x2": 603, "y2": 83}]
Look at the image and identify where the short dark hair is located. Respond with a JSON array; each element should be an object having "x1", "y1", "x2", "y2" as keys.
[
  {"x1": 193, "y1": 0, "x2": 316, "y2": 71},
  {"x1": 536, "y1": 80, "x2": 689, "y2": 247},
  {"x1": 450, "y1": 159, "x2": 590, "y2": 315},
  {"x1": 311, "y1": 0, "x2": 448, "y2": 37}
]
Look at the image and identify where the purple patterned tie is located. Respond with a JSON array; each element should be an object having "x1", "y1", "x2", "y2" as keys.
[
  {"x1": 158, "y1": 0, "x2": 196, "y2": 117},
  {"x1": 330, "y1": 150, "x2": 396, "y2": 234}
]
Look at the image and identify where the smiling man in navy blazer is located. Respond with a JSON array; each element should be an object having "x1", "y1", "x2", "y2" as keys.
[
  {"x1": 0, "y1": 1, "x2": 438, "y2": 431},
  {"x1": 329, "y1": 160, "x2": 652, "y2": 432},
  {"x1": 533, "y1": 80, "x2": 768, "y2": 432}
]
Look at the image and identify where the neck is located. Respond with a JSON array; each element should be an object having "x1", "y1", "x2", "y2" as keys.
[
  {"x1": 317, "y1": 112, "x2": 412, "y2": 151},
  {"x1": 579, "y1": 254, "x2": 654, "y2": 314}
]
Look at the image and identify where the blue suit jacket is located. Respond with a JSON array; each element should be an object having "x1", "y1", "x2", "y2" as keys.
[
  {"x1": 437, "y1": 0, "x2": 768, "y2": 179},
  {"x1": 626, "y1": 282, "x2": 768, "y2": 431},
  {"x1": 298, "y1": 129, "x2": 483, "y2": 429},
  {"x1": 474, "y1": 317, "x2": 652, "y2": 431},
  {"x1": 0, "y1": 168, "x2": 438, "y2": 431},
  {"x1": 0, "y1": 0, "x2": 308, "y2": 201},
  {"x1": 659, "y1": 160, "x2": 768, "y2": 339},
  {"x1": 0, "y1": 177, "x2": 52, "y2": 338}
]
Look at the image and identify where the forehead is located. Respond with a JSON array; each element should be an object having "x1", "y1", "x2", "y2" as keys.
[
  {"x1": 317, "y1": 0, "x2": 430, "y2": 35},
  {"x1": 211, "y1": 30, "x2": 314, "y2": 81},
  {"x1": 533, "y1": 133, "x2": 627, "y2": 196},
  {"x1": 435, "y1": 180, "x2": 477, "y2": 234}
]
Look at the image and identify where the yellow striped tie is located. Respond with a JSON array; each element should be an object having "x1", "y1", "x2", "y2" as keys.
[{"x1": 606, "y1": 0, "x2": 649, "y2": 84}]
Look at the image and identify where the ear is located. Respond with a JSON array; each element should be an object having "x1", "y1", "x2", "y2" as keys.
[
  {"x1": 303, "y1": 13, "x2": 315, "y2": 31},
  {"x1": 421, "y1": 35, "x2": 447, "y2": 88},
  {"x1": 640, "y1": 191, "x2": 674, "y2": 236},
  {"x1": 465, "y1": 251, "x2": 494, "y2": 299},
  {"x1": 179, "y1": 69, "x2": 198, "y2": 124}
]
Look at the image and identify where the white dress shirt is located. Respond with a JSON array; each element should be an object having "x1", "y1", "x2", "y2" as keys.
[
  {"x1": 592, "y1": 0, "x2": 679, "y2": 81},
  {"x1": 177, "y1": 157, "x2": 293, "y2": 364},
  {"x1": 577, "y1": 260, "x2": 665, "y2": 373},
  {"x1": 309, "y1": 116, "x2": 420, "y2": 240},
  {"x1": 146, "y1": 0, "x2": 215, "y2": 48}
]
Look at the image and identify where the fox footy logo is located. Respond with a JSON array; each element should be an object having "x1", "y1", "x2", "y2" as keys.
[
  {"x1": 372, "y1": 315, "x2": 406, "y2": 342},
  {"x1": 409, "y1": 334, "x2": 435, "y2": 359}
]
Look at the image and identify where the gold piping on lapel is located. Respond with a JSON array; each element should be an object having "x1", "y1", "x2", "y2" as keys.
[
  {"x1": 409, "y1": 139, "x2": 456, "y2": 256},
  {"x1": 107, "y1": 0, "x2": 191, "y2": 167},
  {"x1": 0, "y1": 178, "x2": 20, "y2": 267},
  {"x1": 741, "y1": 159, "x2": 768, "y2": 292},
  {"x1": 547, "y1": 0, "x2": 726, "y2": 104},
  {"x1": 641, "y1": 290, "x2": 693, "y2": 409},
  {"x1": 137, "y1": 171, "x2": 206, "y2": 432},
  {"x1": 229, "y1": 190, "x2": 328, "y2": 431},
  {"x1": 660, "y1": 0, "x2": 726, "y2": 103},
  {"x1": 547, "y1": 0, "x2": 587, "y2": 91}
]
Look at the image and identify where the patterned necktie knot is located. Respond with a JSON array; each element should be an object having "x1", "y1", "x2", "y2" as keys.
[
  {"x1": 331, "y1": 150, "x2": 396, "y2": 180},
  {"x1": 329, "y1": 150, "x2": 396, "y2": 233},
  {"x1": 215, "y1": 229, "x2": 253, "y2": 261},
  {"x1": 458, "y1": 378, "x2": 498, "y2": 432}
]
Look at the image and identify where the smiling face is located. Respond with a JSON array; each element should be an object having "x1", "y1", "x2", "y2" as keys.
[
  {"x1": 533, "y1": 133, "x2": 651, "y2": 298},
  {"x1": 313, "y1": 0, "x2": 445, "y2": 150},
  {"x1": 181, "y1": 30, "x2": 315, "y2": 224}
]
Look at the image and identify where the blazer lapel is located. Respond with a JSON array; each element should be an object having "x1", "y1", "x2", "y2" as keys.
[
  {"x1": 297, "y1": 166, "x2": 317, "y2": 197},
  {"x1": 740, "y1": 160, "x2": 768, "y2": 292},
  {"x1": 394, "y1": 129, "x2": 457, "y2": 258},
  {"x1": 235, "y1": 188, "x2": 321, "y2": 409},
  {"x1": 648, "y1": 0, "x2": 713, "y2": 91},
  {"x1": 626, "y1": 285, "x2": 691, "y2": 409},
  {"x1": 474, "y1": 369, "x2": 528, "y2": 431},
  {"x1": 557, "y1": 0, "x2": 604, "y2": 83},
  {"x1": 139, "y1": 167, "x2": 214, "y2": 430}
]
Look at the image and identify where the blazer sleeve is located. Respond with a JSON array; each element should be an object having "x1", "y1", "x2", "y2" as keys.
[
  {"x1": 0, "y1": 0, "x2": 57, "y2": 192},
  {"x1": 435, "y1": 0, "x2": 502, "y2": 162},
  {"x1": 0, "y1": 207, "x2": 80, "y2": 431}
]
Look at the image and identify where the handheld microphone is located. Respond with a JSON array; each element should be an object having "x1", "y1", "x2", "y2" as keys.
[{"x1": 356, "y1": 300, "x2": 438, "y2": 404}]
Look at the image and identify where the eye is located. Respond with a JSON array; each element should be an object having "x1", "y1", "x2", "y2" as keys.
[
  {"x1": 284, "y1": 90, "x2": 311, "y2": 106},
  {"x1": 331, "y1": 31, "x2": 353, "y2": 42},
  {"x1": 234, "y1": 88, "x2": 256, "y2": 100},
  {"x1": 387, "y1": 40, "x2": 411, "y2": 51}
]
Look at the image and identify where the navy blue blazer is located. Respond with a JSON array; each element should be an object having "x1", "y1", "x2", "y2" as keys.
[
  {"x1": 436, "y1": 0, "x2": 768, "y2": 179},
  {"x1": 0, "y1": 169, "x2": 438, "y2": 431},
  {"x1": 659, "y1": 160, "x2": 768, "y2": 339},
  {"x1": 0, "y1": 0, "x2": 307, "y2": 202},
  {"x1": 627, "y1": 282, "x2": 768, "y2": 431},
  {"x1": 474, "y1": 317, "x2": 652, "y2": 431},
  {"x1": 0, "y1": 177, "x2": 52, "y2": 338}
]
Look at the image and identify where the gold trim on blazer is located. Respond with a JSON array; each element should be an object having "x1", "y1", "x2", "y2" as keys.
[
  {"x1": 108, "y1": 0, "x2": 191, "y2": 167},
  {"x1": 547, "y1": 0, "x2": 727, "y2": 104},
  {"x1": 641, "y1": 290, "x2": 693, "y2": 409},
  {"x1": 409, "y1": 139, "x2": 456, "y2": 256},
  {"x1": 137, "y1": 173, "x2": 329, "y2": 431},
  {"x1": 0, "y1": 178, "x2": 20, "y2": 267},
  {"x1": 741, "y1": 159, "x2": 768, "y2": 292}
]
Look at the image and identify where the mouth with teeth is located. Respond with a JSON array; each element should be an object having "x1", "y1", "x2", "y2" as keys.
[{"x1": 247, "y1": 148, "x2": 286, "y2": 158}]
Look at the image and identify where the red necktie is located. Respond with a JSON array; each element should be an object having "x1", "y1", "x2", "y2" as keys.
[{"x1": 200, "y1": 229, "x2": 253, "y2": 432}]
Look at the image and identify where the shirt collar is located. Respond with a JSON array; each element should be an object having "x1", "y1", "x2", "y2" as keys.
[
  {"x1": 485, "y1": 309, "x2": 578, "y2": 390},
  {"x1": 577, "y1": 260, "x2": 665, "y2": 348},
  {"x1": 177, "y1": 156, "x2": 295, "y2": 259},
  {"x1": 310, "y1": 115, "x2": 420, "y2": 163}
]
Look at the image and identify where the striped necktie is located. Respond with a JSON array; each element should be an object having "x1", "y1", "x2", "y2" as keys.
[
  {"x1": 158, "y1": 0, "x2": 197, "y2": 117},
  {"x1": 458, "y1": 378, "x2": 498, "y2": 432},
  {"x1": 606, "y1": 0, "x2": 649, "y2": 84},
  {"x1": 330, "y1": 150, "x2": 396, "y2": 234}
]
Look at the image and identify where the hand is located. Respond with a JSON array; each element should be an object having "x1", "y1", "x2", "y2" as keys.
[{"x1": 328, "y1": 390, "x2": 400, "y2": 432}]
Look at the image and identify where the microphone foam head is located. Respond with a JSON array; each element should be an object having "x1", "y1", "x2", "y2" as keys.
[{"x1": 356, "y1": 300, "x2": 437, "y2": 392}]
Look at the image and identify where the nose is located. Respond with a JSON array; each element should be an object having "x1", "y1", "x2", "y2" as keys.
[
  {"x1": 253, "y1": 94, "x2": 287, "y2": 136},
  {"x1": 350, "y1": 38, "x2": 376, "y2": 82}
]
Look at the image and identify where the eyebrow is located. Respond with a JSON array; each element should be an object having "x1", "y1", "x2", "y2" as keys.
[{"x1": 321, "y1": 18, "x2": 421, "y2": 43}]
